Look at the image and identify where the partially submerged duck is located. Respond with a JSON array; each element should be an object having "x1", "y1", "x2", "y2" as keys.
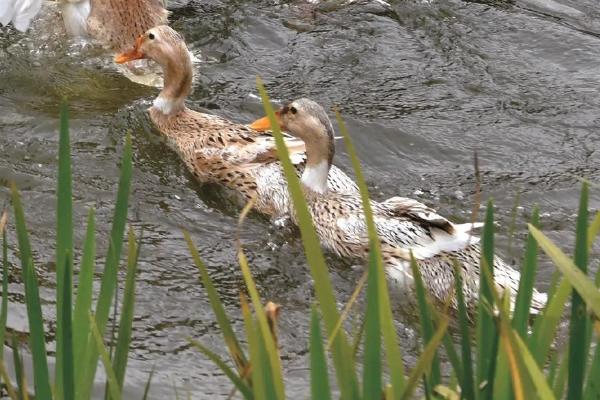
[
  {"x1": 115, "y1": 25, "x2": 358, "y2": 217},
  {"x1": 250, "y1": 98, "x2": 547, "y2": 314}
]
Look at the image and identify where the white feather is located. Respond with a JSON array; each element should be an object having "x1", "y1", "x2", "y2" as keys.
[
  {"x1": 153, "y1": 96, "x2": 184, "y2": 115},
  {"x1": 59, "y1": 0, "x2": 90, "y2": 37},
  {"x1": 301, "y1": 160, "x2": 329, "y2": 194},
  {"x1": 0, "y1": 3, "x2": 15, "y2": 26},
  {"x1": 0, "y1": 0, "x2": 42, "y2": 32}
]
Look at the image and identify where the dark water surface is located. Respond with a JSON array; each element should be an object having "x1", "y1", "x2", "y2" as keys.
[{"x1": 1, "y1": 0, "x2": 599, "y2": 397}]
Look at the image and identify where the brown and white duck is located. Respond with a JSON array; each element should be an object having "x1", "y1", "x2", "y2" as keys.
[
  {"x1": 250, "y1": 98, "x2": 548, "y2": 314},
  {"x1": 115, "y1": 25, "x2": 358, "y2": 217}
]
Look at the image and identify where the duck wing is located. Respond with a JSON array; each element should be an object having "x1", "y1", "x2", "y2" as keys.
[{"x1": 377, "y1": 196, "x2": 482, "y2": 259}]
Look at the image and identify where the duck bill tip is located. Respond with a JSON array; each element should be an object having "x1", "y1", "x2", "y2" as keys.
[
  {"x1": 249, "y1": 113, "x2": 282, "y2": 131},
  {"x1": 115, "y1": 36, "x2": 146, "y2": 64}
]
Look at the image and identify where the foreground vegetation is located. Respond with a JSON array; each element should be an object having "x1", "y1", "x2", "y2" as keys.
[
  {"x1": 188, "y1": 82, "x2": 600, "y2": 400},
  {"x1": 0, "y1": 91, "x2": 598, "y2": 399}
]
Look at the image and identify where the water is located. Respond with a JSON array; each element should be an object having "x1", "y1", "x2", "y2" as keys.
[{"x1": 1, "y1": 0, "x2": 599, "y2": 397}]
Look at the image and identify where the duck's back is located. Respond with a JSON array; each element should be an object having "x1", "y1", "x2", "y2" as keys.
[
  {"x1": 149, "y1": 107, "x2": 358, "y2": 216},
  {"x1": 87, "y1": 0, "x2": 168, "y2": 51}
]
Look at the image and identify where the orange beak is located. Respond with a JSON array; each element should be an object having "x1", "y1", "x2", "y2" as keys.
[
  {"x1": 114, "y1": 35, "x2": 146, "y2": 64},
  {"x1": 249, "y1": 112, "x2": 284, "y2": 131}
]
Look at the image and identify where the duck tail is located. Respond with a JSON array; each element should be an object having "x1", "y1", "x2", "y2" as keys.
[
  {"x1": 454, "y1": 222, "x2": 484, "y2": 233},
  {"x1": 59, "y1": 0, "x2": 91, "y2": 37}
]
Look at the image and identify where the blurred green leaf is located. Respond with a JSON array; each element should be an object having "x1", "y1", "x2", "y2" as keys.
[
  {"x1": 90, "y1": 314, "x2": 122, "y2": 400},
  {"x1": 257, "y1": 79, "x2": 358, "y2": 399},
  {"x1": 363, "y1": 250, "x2": 382, "y2": 399},
  {"x1": 74, "y1": 208, "x2": 96, "y2": 383},
  {"x1": 62, "y1": 256, "x2": 75, "y2": 400},
  {"x1": 79, "y1": 134, "x2": 133, "y2": 399},
  {"x1": 567, "y1": 182, "x2": 589, "y2": 400},
  {"x1": 183, "y1": 231, "x2": 248, "y2": 375},
  {"x1": 528, "y1": 227, "x2": 600, "y2": 319},
  {"x1": 189, "y1": 339, "x2": 253, "y2": 399},
  {"x1": 10, "y1": 183, "x2": 51, "y2": 399},
  {"x1": 335, "y1": 109, "x2": 405, "y2": 399},
  {"x1": 56, "y1": 101, "x2": 74, "y2": 397},
  {"x1": 401, "y1": 317, "x2": 448, "y2": 400},
  {"x1": 112, "y1": 228, "x2": 140, "y2": 395},
  {"x1": 477, "y1": 201, "x2": 498, "y2": 399},
  {"x1": 310, "y1": 307, "x2": 331, "y2": 400},
  {"x1": 452, "y1": 259, "x2": 475, "y2": 400},
  {"x1": 0, "y1": 218, "x2": 8, "y2": 362},
  {"x1": 512, "y1": 207, "x2": 540, "y2": 337},
  {"x1": 410, "y1": 253, "x2": 440, "y2": 391}
]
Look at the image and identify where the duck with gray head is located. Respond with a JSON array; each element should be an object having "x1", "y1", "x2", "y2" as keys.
[{"x1": 250, "y1": 98, "x2": 547, "y2": 316}]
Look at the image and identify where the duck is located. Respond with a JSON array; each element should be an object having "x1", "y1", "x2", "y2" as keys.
[
  {"x1": 114, "y1": 25, "x2": 358, "y2": 218},
  {"x1": 249, "y1": 98, "x2": 547, "y2": 314},
  {"x1": 1, "y1": 0, "x2": 167, "y2": 51}
]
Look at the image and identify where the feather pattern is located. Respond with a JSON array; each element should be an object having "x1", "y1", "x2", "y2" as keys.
[{"x1": 262, "y1": 97, "x2": 547, "y2": 316}]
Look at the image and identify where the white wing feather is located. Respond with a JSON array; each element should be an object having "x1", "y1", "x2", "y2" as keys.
[{"x1": 0, "y1": 0, "x2": 42, "y2": 32}]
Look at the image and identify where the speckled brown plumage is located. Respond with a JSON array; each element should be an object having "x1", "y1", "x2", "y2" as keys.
[
  {"x1": 265, "y1": 98, "x2": 548, "y2": 316},
  {"x1": 87, "y1": 0, "x2": 168, "y2": 51},
  {"x1": 150, "y1": 106, "x2": 358, "y2": 216}
]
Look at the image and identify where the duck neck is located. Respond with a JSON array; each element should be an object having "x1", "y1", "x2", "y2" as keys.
[
  {"x1": 153, "y1": 55, "x2": 193, "y2": 116},
  {"x1": 301, "y1": 136, "x2": 333, "y2": 195}
]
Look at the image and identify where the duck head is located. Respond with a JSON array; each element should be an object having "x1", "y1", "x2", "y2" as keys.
[
  {"x1": 116, "y1": 25, "x2": 192, "y2": 115},
  {"x1": 251, "y1": 98, "x2": 335, "y2": 194}
]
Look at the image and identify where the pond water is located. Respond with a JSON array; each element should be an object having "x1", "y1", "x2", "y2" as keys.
[{"x1": 0, "y1": 0, "x2": 599, "y2": 398}]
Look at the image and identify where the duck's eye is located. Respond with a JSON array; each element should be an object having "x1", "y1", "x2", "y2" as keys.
[
  {"x1": 148, "y1": 33, "x2": 155, "y2": 40},
  {"x1": 290, "y1": 106, "x2": 297, "y2": 114}
]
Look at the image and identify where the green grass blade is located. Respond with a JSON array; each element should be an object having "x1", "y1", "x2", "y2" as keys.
[
  {"x1": 400, "y1": 317, "x2": 449, "y2": 400},
  {"x1": 62, "y1": 257, "x2": 75, "y2": 400},
  {"x1": 310, "y1": 307, "x2": 331, "y2": 400},
  {"x1": 241, "y1": 295, "x2": 266, "y2": 400},
  {"x1": 512, "y1": 207, "x2": 540, "y2": 337},
  {"x1": 335, "y1": 109, "x2": 405, "y2": 398},
  {"x1": 477, "y1": 200, "x2": 497, "y2": 399},
  {"x1": 452, "y1": 259, "x2": 475, "y2": 400},
  {"x1": 409, "y1": 254, "x2": 440, "y2": 389},
  {"x1": 588, "y1": 212, "x2": 600, "y2": 251},
  {"x1": 567, "y1": 182, "x2": 589, "y2": 400},
  {"x1": 56, "y1": 101, "x2": 74, "y2": 397},
  {"x1": 0, "y1": 219, "x2": 9, "y2": 361},
  {"x1": 188, "y1": 339, "x2": 253, "y2": 399},
  {"x1": 112, "y1": 228, "x2": 140, "y2": 393},
  {"x1": 73, "y1": 208, "x2": 96, "y2": 380},
  {"x1": 528, "y1": 226, "x2": 600, "y2": 318},
  {"x1": 257, "y1": 79, "x2": 358, "y2": 399},
  {"x1": 95, "y1": 132, "x2": 133, "y2": 332},
  {"x1": 584, "y1": 335, "x2": 600, "y2": 399},
  {"x1": 529, "y1": 278, "x2": 571, "y2": 365},
  {"x1": 255, "y1": 318, "x2": 278, "y2": 400},
  {"x1": 78, "y1": 134, "x2": 133, "y2": 398},
  {"x1": 10, "y1": 183, "x2": 51, "y2": 399},
  {"x1": 237, "y1": 249, "x2": 284, "y2": 399},
  {"x1": 12, "y1": 337, "x2": 24, "y2": 399},
  {"x1": 363, "y1": 249, "x2": 382, "y2": 399},
  {"x1": 552, "y1": 350, "x2": 569, "y2": 399},
  {"x1": 90, "y1": 314, "x2": 122, "y2": 400},
  {"x1": 183, "y1": 231, "x2": 247, "y2": 373}
]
